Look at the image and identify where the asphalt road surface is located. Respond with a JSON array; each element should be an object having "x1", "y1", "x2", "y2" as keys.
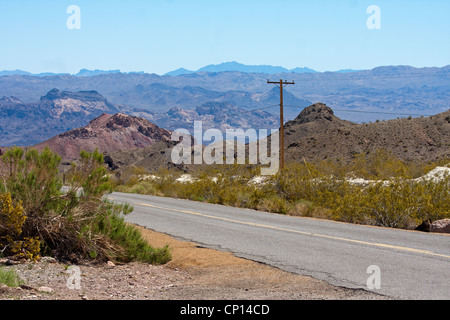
[{"x1": 108, "y1": 192, "x2": 450, "y2": 300}]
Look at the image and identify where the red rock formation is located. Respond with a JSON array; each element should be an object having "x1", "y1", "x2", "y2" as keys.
[{"x1": 34, "y1": 113, "x2": 171, "y2": 161}]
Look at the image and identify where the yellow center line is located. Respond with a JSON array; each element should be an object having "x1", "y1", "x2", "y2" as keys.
[{"x1": 122, "y1": 199, "x2": 450, "y2": 260}]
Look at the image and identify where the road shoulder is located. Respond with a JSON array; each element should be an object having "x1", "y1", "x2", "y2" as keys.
[{"x1": 0, "y1": 225, "x2": 390, "y2": 300}]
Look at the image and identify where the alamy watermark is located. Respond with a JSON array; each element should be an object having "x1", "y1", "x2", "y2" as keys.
[
  {"x1": 171, "y1": 122, "x2": 280, "y2": 176},
  {"x1": 366, "y1": 265, "x2": 381, "y2": 290},
  {"x1": 367, "y1": 5, "x2": 381, "y2": 30},
  {"x1": 66, "y1": 265, "x2": 81, "y2": 290},
  {"x1": 67, "y1": 5, "x2": 81, "y2": 30}
]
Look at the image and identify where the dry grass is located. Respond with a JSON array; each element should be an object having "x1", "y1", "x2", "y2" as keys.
[{"x1": 115, "y1": 150, "x2": 449, "y2": 230}]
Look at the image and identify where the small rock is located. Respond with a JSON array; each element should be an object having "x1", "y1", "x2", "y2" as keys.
[
  {"x1": 416, "y1": 219, "x2": 450, "y2": 233},
  {"x1": 415, "y1": 219, "x2": 431, "y2": 232},
  {"x1": 430, "y1": 219, "x2": 450, "y2": 233},
  {"x1": 20, "y1": 284, "x2": 34, "y2": 290},
  {"x1": 40, "y1": 256, "x2": 57, "y2": 263},
  {"x1": 5, "y1": 259, "x2": 21, "y2": 266},
  {"x1": 38, "y1": 286, "x2": 54, "y2": 293},
  {"x1": 106, "y1": 261, "x2": 116, "y2": 268}
]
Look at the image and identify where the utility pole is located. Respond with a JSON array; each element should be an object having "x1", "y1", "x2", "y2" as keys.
[{"x1": 267, "y1": 79, "x2": 295, "y2": 171}]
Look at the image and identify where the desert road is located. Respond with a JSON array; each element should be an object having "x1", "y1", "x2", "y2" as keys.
[{"x1": 108, "y1": 192, "x2": 450, "y2": 300}]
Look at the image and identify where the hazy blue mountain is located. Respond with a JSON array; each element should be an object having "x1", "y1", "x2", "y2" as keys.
[
  {"x1": 197, "y1": 61, "x2": 291, "y2": 74},
  {"x1": 116, "y1": 82, "x2": 312, "y2": 119},
  {"x1": 333, "y1": 69, "x2": 365, "y2": 73},
  {"x1": 0, "y1": 70, "x2": 33, "y2": 76},
  {"x1": 76, "y1": 69, "x2": 122, "y2": 77},
  {"x1": 290, "y1": 67, "x2": 318, "y2": 73},
  {"x1": 164, "y1": 68, "x2": 195, "y2": 76},
  {"x1": 75, "y1": 69, "x2": 146, "y2": 77},
  {"x1": 0, "y1": 70, "x2": 69, "y2": 77},
  {"x1": 0, "y1": 69, "x2": 145, "y2": 78},
  {"x1": 164, "y1": 62, "x2": 319, "y2": 75}
]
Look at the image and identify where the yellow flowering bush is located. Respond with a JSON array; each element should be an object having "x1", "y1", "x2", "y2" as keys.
[{"x1": 0, "y1": 192, "x2": 40, "y2": 260}]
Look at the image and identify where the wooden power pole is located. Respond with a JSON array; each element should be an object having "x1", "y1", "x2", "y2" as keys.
[{"x1": 267, "y1": 79, "x2": 295, "y2": 171}]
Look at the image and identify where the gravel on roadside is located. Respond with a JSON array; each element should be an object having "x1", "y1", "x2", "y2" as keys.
[{"x1": 0, "y1": 226, "x2": 390, "y2": 301}]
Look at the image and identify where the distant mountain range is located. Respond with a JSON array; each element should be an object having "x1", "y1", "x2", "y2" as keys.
[
  {"x1": 165, "y1": 62, "x2": 318, "y2": 76},
  {"x1": 0, "y1": 89, "x2": 282, "y2": 146},
  {"x1": 129, "y1": 101, "x2": 279, "y2": 137},
  {"x1": 0, "y1": 64, "x2": 449, "y2": 127},
  {"x1": 2, "y1": 101, "x2": 448, "y2": 170},
  {"x1": 0, "y1": 69, "x2": 145, "y2": 77},
  {"x1": 50, "y1": 104, "x2": 450, "y2": 172},
  {"x1": 0, "y1": 62, "x2": 364, "y2": 77},
  {"x1": 116, "y1": 83, "x2": 311, "y2": 119},
  {"x1": 164, "y1": 61, "x2": 364, "y2": 76}
]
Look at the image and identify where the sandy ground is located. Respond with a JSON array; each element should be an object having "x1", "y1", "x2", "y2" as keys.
[{"x1": 0, "y1": 225, "x2": 389, "y2": 300}]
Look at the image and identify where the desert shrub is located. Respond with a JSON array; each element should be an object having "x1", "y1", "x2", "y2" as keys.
[
  {"x1": 114, "y1": 149, "x2": 449, "y2": 230},
  {"x1": 91, "y1": 200, "x2": 171, "y2": 263},
  {"x1": 0, "y1": 147, "x2": 170, "y2": 264},
  {"x1": 409, "y1": 175, "x2": 450, "y2": 222},
  {"x1": 248, "y1": 186, "x2": 269, "y2": 209},
  {"x1": 0, "y1": 192, "x2": 40, "y2": 260},
  {"x1": 256, "y1": 194, "x2": 292, "y2": 215},
  {"x1": 323, "y1": 176, "x2": 449, "y2": 228},
  {"x1": 118, "y1": 180, "x2": 158, "y2": 196},
  {"x1": 1, "y1": 147, "x2": 63, "y2": 219},
  {"x1": 289, "y1": 199, "x2": 331, "y2": 219},
  {"x1": 349, "y1": 149, "x2": 409, "y2": 179},
  {"x1": 363, "y1": 180, "x2": 421, "y2": 228},
  {"x1": 175, "y1": 174, "x2": 249, "y2": 206},
  {"x1": 113, "y1": 166, "x2": 152, "y2": 187},
  {"x1": 0, "y1": 267, "x2": 23, "y2": 287},
  {"x1": 259, "y1": 158, "x2": 448, "y2": 227}
]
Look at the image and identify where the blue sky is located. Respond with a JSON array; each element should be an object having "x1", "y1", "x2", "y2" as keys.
[{"x1": 0, "y1": 0, "x2": 449, "y2": 75}]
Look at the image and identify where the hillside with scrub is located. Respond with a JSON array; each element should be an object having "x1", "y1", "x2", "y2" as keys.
[
  {"x1": 104, "y1": 104, "x2": 450, "y2": 231},
  {"x1": 114, "y1": 148, "x2": 449, "y2": 230},
  {"x1": 281, "y1": 103, "x2": 450, "y2": 164}
]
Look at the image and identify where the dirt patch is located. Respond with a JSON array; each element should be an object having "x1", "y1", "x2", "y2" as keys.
[{"x1": 0, "y1": 225, "x2": 389, "y2": 300}]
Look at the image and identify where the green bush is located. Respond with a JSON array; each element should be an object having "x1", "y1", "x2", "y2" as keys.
[
  {"x1": 0, "y1": 147, "x2": 170, "y2": 264},
  {"x1": 0, "y1": 267, "x2": 23, "y2": 287},
  {"x1": 0, "y1": 192, "x2": 41, "y2": 261},
  {"x1": 92, "y1": 200, "x2": 170, "y2": 264},
  {"x1": 115, "y1": 150, "x2": 449, "y2": 230}
]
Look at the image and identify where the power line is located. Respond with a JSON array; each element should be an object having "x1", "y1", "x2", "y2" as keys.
[
  {"x1": 283, "y1": 105, "x2": 435, "y2": 117},
  {"x1": 217, "y1": 101, "x2": 437, "y2": 119},
  {"x1": 267, "y1": 79, "x2": 295, "y2": 171},
  {"x1": 210, "y1": 102, "x2": 438, "y2": 118},
  {"x1": 239, "y1": 104, "x2": 280, "y2": 114},
  {"x1": 268, "y1": 71, "x2": 450, "y2": 82}
]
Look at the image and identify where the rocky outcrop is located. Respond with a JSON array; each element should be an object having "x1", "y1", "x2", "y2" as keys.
[
  {"x1": 282, "y1": 104, "x2": 450, "y2": 163},
  {"x1": 290, "y1": 103, "x2": 346, "y2": 125},
  {"x1": 415, "y1": 219, "x2": 450, "y2": 234},
  {"x1": 0, "y1": 89, "x2": 120, "y2": 146},
  {"x1": 34, "y1": 113, "x2": 172, "y2": 161},
  {"x1": 430, "y1": 219, "x2": 450, "y2": 234}
]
